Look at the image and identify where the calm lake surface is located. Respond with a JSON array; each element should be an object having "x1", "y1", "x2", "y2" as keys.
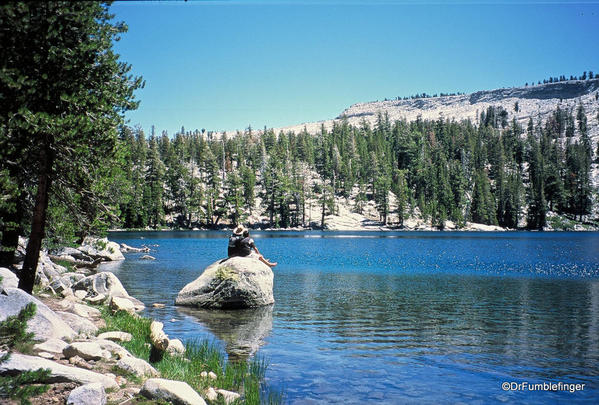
[{"x1": 104, "y1": 231, "x2": 599, "y2": 404}]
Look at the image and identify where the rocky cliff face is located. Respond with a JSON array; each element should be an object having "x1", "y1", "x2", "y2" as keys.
[{"x1": 278, "y1": 79, "x2": 599, "y2": 145}]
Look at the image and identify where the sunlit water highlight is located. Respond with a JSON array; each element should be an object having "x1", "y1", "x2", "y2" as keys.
[{"x1": 105, "y1": 231, "x2": 599, "y2": 404}]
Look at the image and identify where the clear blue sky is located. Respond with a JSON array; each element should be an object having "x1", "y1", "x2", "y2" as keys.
[{"x1": 111, "y1": 0, "x2": 599, "y2": 135}]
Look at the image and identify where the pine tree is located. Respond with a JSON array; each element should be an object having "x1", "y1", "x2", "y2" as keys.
[{"x1": 0, "y1": 2, "x2": 143, "y2": 293}]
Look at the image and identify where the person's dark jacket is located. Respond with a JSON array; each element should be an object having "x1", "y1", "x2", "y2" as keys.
[
  {"x1": 238, "y1": 236, "x2": 255, "y2": 257},
  {"x1": 228, "y1": 235, "x2": 243, "y2": 257}
]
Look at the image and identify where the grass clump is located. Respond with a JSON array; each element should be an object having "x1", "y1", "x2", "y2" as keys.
[{"x1": 99, "y1": 308, "x2": 282, "y2": 404}]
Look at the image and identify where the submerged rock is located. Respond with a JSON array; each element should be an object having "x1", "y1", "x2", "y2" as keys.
[{"x1": 175, "y1": 256, "x2": 274, "y2": 309}]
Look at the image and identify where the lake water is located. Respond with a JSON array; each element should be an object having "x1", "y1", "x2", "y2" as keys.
[{"x1": 104, "y1": 231, "x2": 599, "y2": 404}]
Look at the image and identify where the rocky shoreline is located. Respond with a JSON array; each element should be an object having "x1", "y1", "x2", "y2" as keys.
[{"x1": 0, "y1": 237, "x2": 241, "y2": 405}]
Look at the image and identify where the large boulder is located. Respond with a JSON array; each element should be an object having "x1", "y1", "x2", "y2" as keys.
[
  {"x1": 0, "y1": 353, "x2": 118, "y2": 389},
  {"x1": 71, "y1": 272, "x2": 130, "y2": 300},
  {"x1": 0, "y1": 288, "x2": 76, "y2": 342},
  {"x1": 175, "y1": 256, "x2": 274, "y2": 309},
  {"x1": 78, "y1": 237, "x2": 124, "y2": 261}
]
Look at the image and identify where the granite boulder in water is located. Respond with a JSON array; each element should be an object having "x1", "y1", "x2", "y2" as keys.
[{"x1": 175, "y1": 256, "x2": 274, "y2": 309}]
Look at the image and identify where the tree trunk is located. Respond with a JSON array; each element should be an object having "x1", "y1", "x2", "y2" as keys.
[{"x1": 18, "y1": 142, "x2": 54, "y2": 294}]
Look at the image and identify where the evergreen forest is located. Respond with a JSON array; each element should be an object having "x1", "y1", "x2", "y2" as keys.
[{"x1": 43, "y1": 103, "x2": 597, "y2": 242}]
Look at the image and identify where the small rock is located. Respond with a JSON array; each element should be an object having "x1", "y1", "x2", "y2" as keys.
[
  {"x1": 69, "y1": 355, "x2": 92, "y2": 370},
  {"x1": 56, "y1": 311, "x2": 98, "y2": 337},
  {"x1": 85, "y1": 293, "x2": 106, "y2": 305},
  {"x1": 116, "y1": 356, "x2": 160, "y2": 378},
  {"x1": 115, "y1": 375, "x2": 128, "y2": 386},
  {"x1": 72, "y1": 303, "x2": 102, "y2": 319},
  {"x1": 110, "y1": 296, "x2": 135, "y2": 314},
  {"x1": 97, "y1": 331, "x2": 132, "y2": 342},
  {"x1": 67, "y1": 382, "x2": 106, "y2": 405},
  {"x1": 34, "y1": 338, "x2": 68, "y2": 357},
  {"x1": 50, "y1": 278, "x2": 72, "y2": 296},
  {"x1": 208, "y1": 371, "x2": 217, "y2": 380},
  {"x1": 96, "y1": 339, "x2": 132, "y2": 359},
  {"x1": 205, "y1": 387, "x2": 218, "y2": 401},
  {"x1": 37, "y1": 351, "x2": 55, "y2": 359},
  {"x1": 166, "y1": 338, "x2": 185, "y2": 356},
  {"x1": 140, "y1": 378, "x2": 206, "y2": 405},
  {"x1": 140, "y1": 255, "x2": 156, "y2": 260},
  {"x1": 152, "y1": 303, "x2": 166, "y2": 308},
  {"x1": 127, "y1": 295, "x2": 146, "y2": 312},
  {"x1": 170, "y1": 318, "x2": 177, "y2": 322},
  {"x1": 217, "y1": 389, "x2": 241, "y2": 405},
  {"x1": 120, "y1": 243, "x2": 150, "y2": 253},
  {"x1": 74, "y1": 290, "x2": 87, "y2": 299},
  {"x1": 63, "y1": 342, "x2": 104, "y2": 361},
  {"x1": 200, "y1": 371, "x2": 208, "y2": 378}
]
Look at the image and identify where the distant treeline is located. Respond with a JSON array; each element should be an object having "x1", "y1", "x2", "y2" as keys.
[
  {"x1": 93, "y1": 103, "x2": 597, "y2": 235},
  {"x1": 525, "y1": 70, "x2": 598, "y2": 87},
  {"x1": 379, "y1": 71, "x2": 599, "y2": 102}
]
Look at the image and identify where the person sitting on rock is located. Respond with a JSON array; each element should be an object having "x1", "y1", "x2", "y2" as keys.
[
  {"x1": 239, "y1": 228, "x2": 277, "y2": 268},
  {"x1": 227, "y1": 225, "x2": 245, "y2": 257}
]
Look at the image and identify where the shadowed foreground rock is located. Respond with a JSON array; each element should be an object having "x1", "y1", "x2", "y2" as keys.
[
  {"x1": 0, "y1": 353, "x2": 118, "y2": 389},
  {"x1": 175, "y1": 256, "x2": 274, "y2": 309},
  {"x1": 0, "y1": 288, "x2": 76, "y2": 342}
]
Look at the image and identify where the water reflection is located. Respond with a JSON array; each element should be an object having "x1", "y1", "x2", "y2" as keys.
[{"x1": 176, "y1": 305, "x2": 273, "y2": 361}]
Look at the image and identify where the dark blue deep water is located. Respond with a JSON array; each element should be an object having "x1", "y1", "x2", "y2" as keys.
[{"x1": 104, "y1": 231, "x2": 599, "y2": 404}]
